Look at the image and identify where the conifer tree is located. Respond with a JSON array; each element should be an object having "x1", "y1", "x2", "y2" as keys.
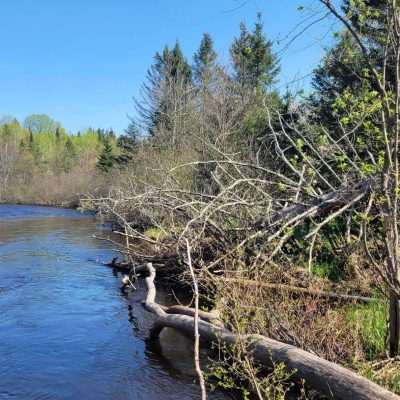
[
  {"x1": 230, "y1": 14, "x2": 279, "y2": 90},
  {"x1": 193, "y1": 33, "x2": 218, "y2": 89},
  {"x1": 62, "y1": 137, "x2": 77, "y2": 172},
  {"x1": 55, "y1": 127, "x2": 61, "y2": 142},
  {"x1": 116, "y1": 119, "x2": 139, "y2": 166},
  {"x1": 97, "y1": 139, "x2": 115, "y2": 172},
  {"x1": 135, "y1": 41, "x2": 192, "y2": 138}
]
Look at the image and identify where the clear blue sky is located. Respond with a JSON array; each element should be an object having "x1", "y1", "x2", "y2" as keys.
[{"x1": 0, "y1": 0, "x2": 337, "y2": 134}]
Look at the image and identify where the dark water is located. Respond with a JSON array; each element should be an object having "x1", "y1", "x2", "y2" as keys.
[{"x1": 0, "y1": 205, "x2": 229, "y2": 400}]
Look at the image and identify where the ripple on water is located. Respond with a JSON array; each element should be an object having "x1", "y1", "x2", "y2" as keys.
[{"x1": 0, "y1": 205, "x2": 232, "y2": 400}]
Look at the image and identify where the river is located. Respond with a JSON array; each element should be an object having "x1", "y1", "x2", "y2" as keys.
[{"x1": 0, "y1": 205, "x2": 230, "y2": 400}]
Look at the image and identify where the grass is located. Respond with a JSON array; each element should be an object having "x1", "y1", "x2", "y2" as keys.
[
  {"x1": 347, "y1": 302, "x2": 387, "y2": 361},
  {"x1": 311, "y1": 260, "x2": 344, "y2": 282}
]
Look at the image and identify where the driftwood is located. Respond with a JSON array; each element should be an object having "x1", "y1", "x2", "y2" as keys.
[
  {"x1": 161, "y1": 305, "x2": 224, "y2": 328},
  {"x1": 143, "y1": 263, "x2": 399, "y2": 400},
  {"x1": 104, "y1": 257, "x2": 132, "y2": 272},
  {"x1": 216, "y1": 277, "x2": 383, "y2": 304},
  {"x1": 107, "y1": 258, "x2": 225, "y2": 328}
]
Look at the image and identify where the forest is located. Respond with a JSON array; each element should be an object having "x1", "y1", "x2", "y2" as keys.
[
  {"x1": 2, "y1": 0, "x2": 400, "y2": 398},
  {"x1": 0, "y1": 113, "x2": 122, "y2": 205}
]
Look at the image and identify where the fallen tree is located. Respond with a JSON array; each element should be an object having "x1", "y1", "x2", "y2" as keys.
[
  {"x1": 215, "y1": 277, "x2": 383, "y2": 304},
  {"x1": 105, "y1": 257, "x2": 381, "y2": 304},
  {"x1": 142, "y1": 262, "x2": 399, "y2": 400}
]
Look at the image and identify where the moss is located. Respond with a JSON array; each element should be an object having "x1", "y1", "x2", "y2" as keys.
[{"x1": 144, "y1": 227, "x2": 168, "y2": 241}]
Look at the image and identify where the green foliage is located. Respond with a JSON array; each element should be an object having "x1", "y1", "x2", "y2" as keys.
[
  {"x1": 311, "y1": 261, "x2": 343, "y2": 282},
  {"x1": 144, "y1": 227, "x2": 168, "y2": 241},
  {"x1": 207, "y1": 344, "x2": 297, "y2": 400},
  {"x1": 193, "y1": 32, "x2": 217, "y2": 87},
  {"x1": 23, "y1": 114, "x2": 60, "y2": 134},
  {"x1": 0, "y1": 116, "x2": 110, "y2": 181},
  {"x1": 230, "y1": 13, "x2": 280, "y2": 90},
  {"x1": 135, "y1": 41, "x2": 192, "y2": 136},
  {"x1": 97, "y1": 140, "x2": 116, "y2": 173},
  {"x1": 347, "y1": 302, "x2": 387, "y2": 360},
  {"x1": 115, "y1": 119, "x2": 139, "y2": 166}
]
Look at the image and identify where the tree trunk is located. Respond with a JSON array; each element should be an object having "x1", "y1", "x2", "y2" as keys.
[
  {"x1": 143, "y1": 263, "x2": 400, "y2": 400},
  {"x1": 390, "y1": 291, "x2": 400, "y2": 357}
]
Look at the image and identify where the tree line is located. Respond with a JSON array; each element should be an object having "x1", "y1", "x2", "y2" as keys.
[{"x1": 0, "y1": 113, "x2": 120, "y2": 204}]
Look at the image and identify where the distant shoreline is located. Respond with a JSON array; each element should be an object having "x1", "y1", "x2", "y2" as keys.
[{"x1": 0, "y1": 200, "x2": 79, "y2": 210}]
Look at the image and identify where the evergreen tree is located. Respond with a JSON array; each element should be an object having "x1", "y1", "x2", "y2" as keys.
[
  {"x1": 107, "y1": 129, "x2": 116, "y2": 140},
  {"x1": 116, "y1": 119, "x2": 139, "y2": 166},
  {"x1": 29, "y1": 128, "x2": 34, "y2": 146},
  {"x1": 97, "y1": 140, "x2": 115, "y2": 172},
  {"x1": 62, "y1": 137, "x2": 77, "y2": 172},
  {"x1": 97, "y1": 128, "x2": 105, "y2": 143},
  {"x1": 311, "y1": 31, "x2": 364, "y2": 128},
  {"x1": 193, "y1": 33, "x2": 218, "y2": 88},
  {"x1": 135, "y1": 41, "x2": 192, "y2": 137},
  {"x1": 312, "y1": 0, "x2": 389, "y2": 123},
  {"x1": 169, "y1": 41, "x2": 192, "y2": 83},
  {"x1": 230, "y1": 14, "x2": 279, "y2": 90},
  {"x1": 310, "y1": 0, "x2": 390, "y2": 153}
]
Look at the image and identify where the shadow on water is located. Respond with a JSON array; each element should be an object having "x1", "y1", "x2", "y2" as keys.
[{"x1": 0, "y1": 205, "x2": 232, "y2": 400}]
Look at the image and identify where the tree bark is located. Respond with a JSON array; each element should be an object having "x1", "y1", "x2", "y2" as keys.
[
  {"x1": 143, "y1": 263, "x2": 399, "y2": 400},
  {"x1": 216, "y1": 277, "x2": 382, "y2": 304},
  {"x1": 390, "y1": 291, "x2": 400, "y2": 357}
]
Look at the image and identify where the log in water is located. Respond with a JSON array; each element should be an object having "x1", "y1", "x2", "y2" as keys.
[{"x1": 0, "y1": 205, "x2": 229, "y2": 400}]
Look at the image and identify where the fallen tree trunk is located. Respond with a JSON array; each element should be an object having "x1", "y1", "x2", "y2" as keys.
[
  {"x1": 216, "y1": 277, "x2": 382, "y2": 304},
  {"x1": 255, "y1": 179, "x2": 373, "y2": 230},
  {"x1": 104, "y1": 258, "x2": 379, "y2": 304},
  {"x1": 143, "y1": 263, "x2": 398, "y2": 400},
  {"x1": 161, "y1": 305, "x2": 224, "y2": 328},
  {"x1": 103, "y1": 257, "x2": 131, "y2": 272}
]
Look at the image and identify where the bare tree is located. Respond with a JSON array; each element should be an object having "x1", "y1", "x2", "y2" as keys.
[{"x1": 0, "y1": 137, "x2": 19, "y2": 200}]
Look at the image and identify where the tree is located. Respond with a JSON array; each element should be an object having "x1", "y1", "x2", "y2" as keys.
[
  {"x1": 55, "y1": 127, "x2": 61, "y2": 143},
  {"x1": 135, "y1": 41, "x2": 193, "y2": 143},
  {"x1": 116, "y1": 119, "x2": 139, "y2": 166},
  {"x1": 97, "y1": 139, "x2": 115, "y2": 173},
  {"x1": 0, "y1": 135, "x2": 19, "y2": 199},
  {"x1": 23, "y1": 114, "x2": 59, "y2": 134},
  {"x1": 62, "y1": 138, "x2": 77, "y2": 172},
  {"x1": 308, "y1": 0, "x2": 400, "y2": 357},
  {"x1": 230, "y1": 14, "x2": 279, "y2": 91},
  {"x1": 193, "y1": 33, "x2": 218, "y2": 88}
]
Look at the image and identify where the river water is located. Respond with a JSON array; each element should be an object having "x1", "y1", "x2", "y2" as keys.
[{"x1": 0, "y1": 205, "x2": 230, "y2": 400}]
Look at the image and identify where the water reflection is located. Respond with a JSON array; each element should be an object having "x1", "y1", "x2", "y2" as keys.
[{"x1": 0, "y1": 205, "x2": 230, "y2": 400}]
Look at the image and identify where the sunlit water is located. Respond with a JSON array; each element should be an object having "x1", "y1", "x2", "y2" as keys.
[{"x1": 0, "y1": 205, "x2": 229, "y2": 400}]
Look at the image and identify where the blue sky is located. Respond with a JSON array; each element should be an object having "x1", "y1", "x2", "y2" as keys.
[{"x1": 0, "y1": 0, "x2": 337, "y2": 134}]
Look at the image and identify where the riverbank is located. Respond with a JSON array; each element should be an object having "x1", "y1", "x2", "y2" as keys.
[
  {"x1": 0, "y1": 199, "x2": 80, "y2": 209},
  {"x1": 90, "y1": 193, "x2": 400, "y2": 399}
]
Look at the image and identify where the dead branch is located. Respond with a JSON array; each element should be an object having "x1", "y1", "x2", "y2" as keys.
[
  {"x1": 215, "y1": 277, "x2": 383, "y2": 304},
  {"x1": 142, "y1": 263, "x2": 399, "y2": 400}
]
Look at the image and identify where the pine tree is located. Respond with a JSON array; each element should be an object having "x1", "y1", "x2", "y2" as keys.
[
  {"x1": 193, "y1": 33, "x2": 217, "y2": 88},
  {"x1": 62, "y1": 137, "x2": 77, "y2": 172},
  {"x1": 230, "y1": 14, "x2": 279, "y2": 90},
  {"x1": 116, "y1": 119, "x2": 139, "y2": 166},
  {"x1": 310, "y1": 0, "x2": 390, "y2": 139},
  {"x1": 135, "y1": 41, "x2": 192, "y2": 138},
  {"x1": 97, "y1": 140, "x2": 115, "y2": 172},
  {"x1": 55, "y1": 127, "x2": 61, "y2": 142}
]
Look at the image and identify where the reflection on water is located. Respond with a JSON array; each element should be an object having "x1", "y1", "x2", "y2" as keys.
[{"x1": 0, "y1": 205, "x2": 230, "y2": 400}]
